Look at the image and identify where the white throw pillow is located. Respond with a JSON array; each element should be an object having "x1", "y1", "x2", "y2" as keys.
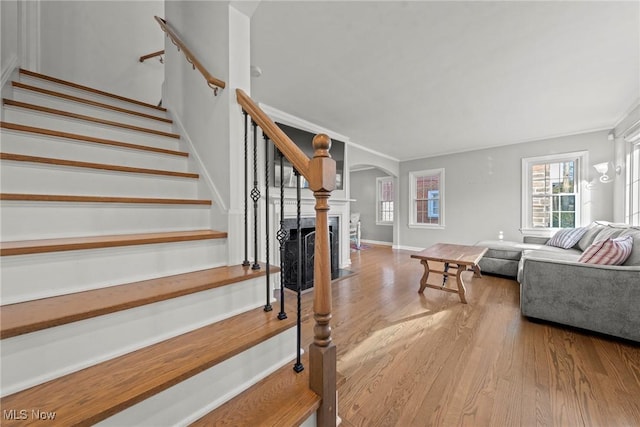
[{"x1": 547, "y1": 227, "x2": 588, "y2": 249}]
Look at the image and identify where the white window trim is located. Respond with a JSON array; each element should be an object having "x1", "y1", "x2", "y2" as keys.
[
  {"x1": 376, "y1": 176, "x2": 394, "y2": 226},
  {"x1": 409, "y1": 168, "x2": 445, "y2": 229},
  {"x1": 521, "y1": 150, "x2": 589, "y2": 237},
  {"x1": 625, "y1": 140, "x2": 640, "y2": 225}
]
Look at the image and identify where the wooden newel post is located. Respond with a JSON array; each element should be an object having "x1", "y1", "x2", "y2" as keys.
[{"x1": 308, "y1": 134, "x2": 337, "y2": 427}]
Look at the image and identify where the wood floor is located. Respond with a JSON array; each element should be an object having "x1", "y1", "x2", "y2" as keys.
[{"x1": 299, "y1": 245, "x2": 640, "y2": 427}]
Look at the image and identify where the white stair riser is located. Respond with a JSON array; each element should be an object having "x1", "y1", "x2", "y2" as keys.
[
  {"x1": 1, "y1": 276, "x2": 275, "y2": 397},
  {"x1": 12, "y1": 89, "x2": 174, "y2": 133},
  {"x1": 18, "y1": 74, "x2": 168, "y2": 119},
  {"x1": 1, "y1": 202, "x2": 211, "y2": 240},
  {"x1": 0, "y1": 130, "x2": 189, "y2": 172},
  {"x1": 98, "y1": 328, "x2": 297, "y2": 427},
  {"x1": 0, "y1": 162, "x2": 199, "y2": 198},
  {"x1": 0, "y1": 239, "x2": 227, "y2": 304},
  {"x1": 3, "y1": 107, "x2": 180, "y2": 150},
  {"x1": 301, "y1": 414, "x2": 317, "y2": 427}
]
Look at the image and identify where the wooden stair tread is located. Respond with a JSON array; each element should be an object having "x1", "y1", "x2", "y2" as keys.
[
  {"x1": 19, "y1": 68, "x2": 167, "y2": 112},
  {"x1": 3, "y1": 99, "x2": 180, "y2": 139},
  {"x1": 0, "y1": 264, "x2": 277, "y2": 339},
  {"x1": 190, "y1": 353, "x2": 320, "y2": 427},
  {"x1": 0, "y1": 229, "x2": 227, "y2": 256},
  {"x1": 0, "y1": 152, "x2": 198, "y2": 178},
  {"x1": 0, "y1": 300, "x2": 298, "y2": 426},
  {"x1": 0, "y1": 121, "x2": 188, "y2": 157},
  {"x1": 12, "y1": 81, "x2": 173, "y2": 124},
  {"x1": 0, "y1": 193, "x2": 211, "y2": 205}
]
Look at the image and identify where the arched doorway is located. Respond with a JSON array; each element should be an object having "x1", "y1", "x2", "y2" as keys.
[{"x1": 348, "y1": 164, "x2": 398, "y2": 251}]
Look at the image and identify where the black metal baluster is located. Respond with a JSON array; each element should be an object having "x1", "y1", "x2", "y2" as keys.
[
  {"x1": 250, "y1": 121, "x2": 261, "y2": 270},
  {"x1": 293, "y1": 168, "x2": 304, "y2": 373},
  {"x1": 242, "y1": 111, "x2": 250, "y2": 267},
  {"x1": 276, "y1": 149, "x2": 288, "y2": 320},
  {"x1": 264, "y1": 134, "x2": 272, "y2": 312}
]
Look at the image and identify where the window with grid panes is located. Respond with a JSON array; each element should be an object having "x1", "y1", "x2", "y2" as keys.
[
  {"x1": 376, "y1": 176, "x2": 394, "y2": 225},
  {"x1": 522, "y1": 151, "x2": 587, "y2": 232},
  {"x1": 409, "y1": 169, "x2": 444, "y2": 228}
]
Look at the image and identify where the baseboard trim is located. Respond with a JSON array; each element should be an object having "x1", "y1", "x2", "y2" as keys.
[
  {"x1": 360, "y1": 239, "x2": 392, "y2": 246},
  {"x1": 393, "y1": 244, "x2": 424, "y2": 252}
]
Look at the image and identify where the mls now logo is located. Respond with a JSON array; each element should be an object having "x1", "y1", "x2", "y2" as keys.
[
  {"x1": 3, "y1": 410, "x2": 28, "y2": 420},
  {"x1": 3, "y1": 409, "x2": 57, "y2": 421}
]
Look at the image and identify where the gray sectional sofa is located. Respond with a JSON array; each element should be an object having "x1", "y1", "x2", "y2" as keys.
[{"x1": 476, "y1": 222, "x2": 640, "y2": 342}]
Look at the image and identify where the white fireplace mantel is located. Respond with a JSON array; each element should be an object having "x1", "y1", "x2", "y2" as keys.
[{"x1": 268, "y1": 194, "x2": 352, "y2": 269}]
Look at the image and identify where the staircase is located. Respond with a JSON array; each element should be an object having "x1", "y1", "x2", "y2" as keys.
[{"x1": 0, "y1": 68, "x2": 319, "y2": 426}]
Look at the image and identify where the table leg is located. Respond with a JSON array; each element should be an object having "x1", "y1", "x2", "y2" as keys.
[
  {"x1": 455, "y1": 265, "x2": 468, "y2": 304},
  {"x1": 418, "y1": 259, "x2": 430, "y2": 293},
  {"x1": 442, "y1": 262, "x2": 449, "y2": 286},
  {"x1": 472, "y1": 264, "x2": 482, "y2": 278}
]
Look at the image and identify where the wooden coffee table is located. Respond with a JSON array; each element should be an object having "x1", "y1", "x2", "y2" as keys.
[{"x1": 410, "y1": 243, "x2": 488, "y2": 303}]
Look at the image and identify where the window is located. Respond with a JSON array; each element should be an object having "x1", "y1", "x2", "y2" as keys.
[
  {"x1": 427, "y1": 190, "x2": 439, "y2": 218},
  {"x1": 626, "y1": 141, "x2": 640, "y2": 225},
  {"x1": 376, "y1": 176, "x2": 394, "y2": 225},
  {"x1": 410, "y1": 168, "x2": 444, "y2": 228},
  {"x1": 522, "y1": 151, "x2": 588, "y2": 233}
]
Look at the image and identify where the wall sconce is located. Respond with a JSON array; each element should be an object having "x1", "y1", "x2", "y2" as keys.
[
  {"x1": 593, "y1": 162, "x2": 622, "y2": 184},
  {"x1": 594, "y1": 162, "x2": 611, "y2": 183}
]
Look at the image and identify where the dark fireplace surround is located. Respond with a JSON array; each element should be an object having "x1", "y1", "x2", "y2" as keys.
[{"x1": 282, "y1": 216, "x2": 339, "y2": 292}]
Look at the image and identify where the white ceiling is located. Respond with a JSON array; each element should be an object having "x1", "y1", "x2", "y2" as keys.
[{"x1": 250, "y1": 1, "x2": 640, "y2": 161}]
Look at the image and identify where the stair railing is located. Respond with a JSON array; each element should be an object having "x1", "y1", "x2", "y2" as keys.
[
  {"x1": 154, "y1": 15, "x2": 335, "y2": 425},
  {"x1": 154, "y1": 16, "x2": 225, "y2": 95},
  {"x1": 139, "y1": 49, "x2": 165, "y2": 63},
  {"x1": 237, "y1": 88, "x2": 337, "y2": 426},
  {"x1": 276, "y1": 148, "x2": 288, "y2": 322}
]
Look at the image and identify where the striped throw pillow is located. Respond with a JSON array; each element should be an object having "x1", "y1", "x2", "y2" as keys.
[
  {"x1": 547, "y1": 227, "x2": 588, "y2": 249},
  {"x1": 578, "y1": 235, "x2": 634, "y2": 265}
]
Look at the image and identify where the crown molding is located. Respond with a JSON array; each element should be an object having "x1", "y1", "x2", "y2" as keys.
[
  {"x1": 347, "y1": 140, "x2": 399, "y2": 162},
  {"x1": 257, "y1": 102, "x2": 351, "y2": 142}
]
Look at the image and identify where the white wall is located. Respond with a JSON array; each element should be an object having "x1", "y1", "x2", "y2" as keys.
[
  {"x1": 398, "y1": 130, "x2": 615, "y2": 250},
  {"x1": 163, "y1": 1, "x2": 230, "y2": 206},
  {"x1": 1, "y1": 0, "x2": 19, "y2": 86},
  {"x1": 39, "y1": 1, "x2": 164, "y2": 104},
  {"x1": 163, "y1": 2, "x2": 253, "y2": 266}
]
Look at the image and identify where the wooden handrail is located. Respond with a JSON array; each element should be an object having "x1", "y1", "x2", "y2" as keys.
[
  {"x1": 139, "y1": 50, "x2": 165, "y2": 63},
  {"x1": 154, "y1": 16, "x2": 226, "y2": 95},
  {"x1": 236, "y1": 89, "x2": 311, "y2": 179},
  {"x1": 236, "y1": 88, "x2": 337, "y2": 425}
]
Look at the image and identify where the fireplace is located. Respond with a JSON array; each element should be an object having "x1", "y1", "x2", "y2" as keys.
[{"x1": 282, "y1": 216, "x2": 339, "y2": 292}]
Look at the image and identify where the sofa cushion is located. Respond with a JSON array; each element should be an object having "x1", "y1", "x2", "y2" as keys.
[
  {"x1": 578, "y1": 235, "x2": 634, "y2": 265},
  {"x1": 477, "y1": 241, "x2": 526, "y2": 261},
  {"x1": 593, "y1": 227, "x2": 625, "y2": 243},
  {"x1": 577, "y1": 224, "x2": 606, "y2": 251},
  {"x1": 478, "y1": 257, "x2": 519, "y2": 278},
  {"x1": 523, "y1": 248, "x2": 583, "y2": 262},
  {"x1": 547, "y1": 227, "x2": 588, "y2": 249},
  {"x1": 523, "y1": 236, "x2": 550, "y2": 245},
  {"x1": 516, "y1": 248, "x2": 583, "y2": 282},
  {"x1": 476, "y1": 240, "x2": 555, "y2": 261},
  {"x1": 618, "y1": 228, "x2": 640, "y2": 266}
]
